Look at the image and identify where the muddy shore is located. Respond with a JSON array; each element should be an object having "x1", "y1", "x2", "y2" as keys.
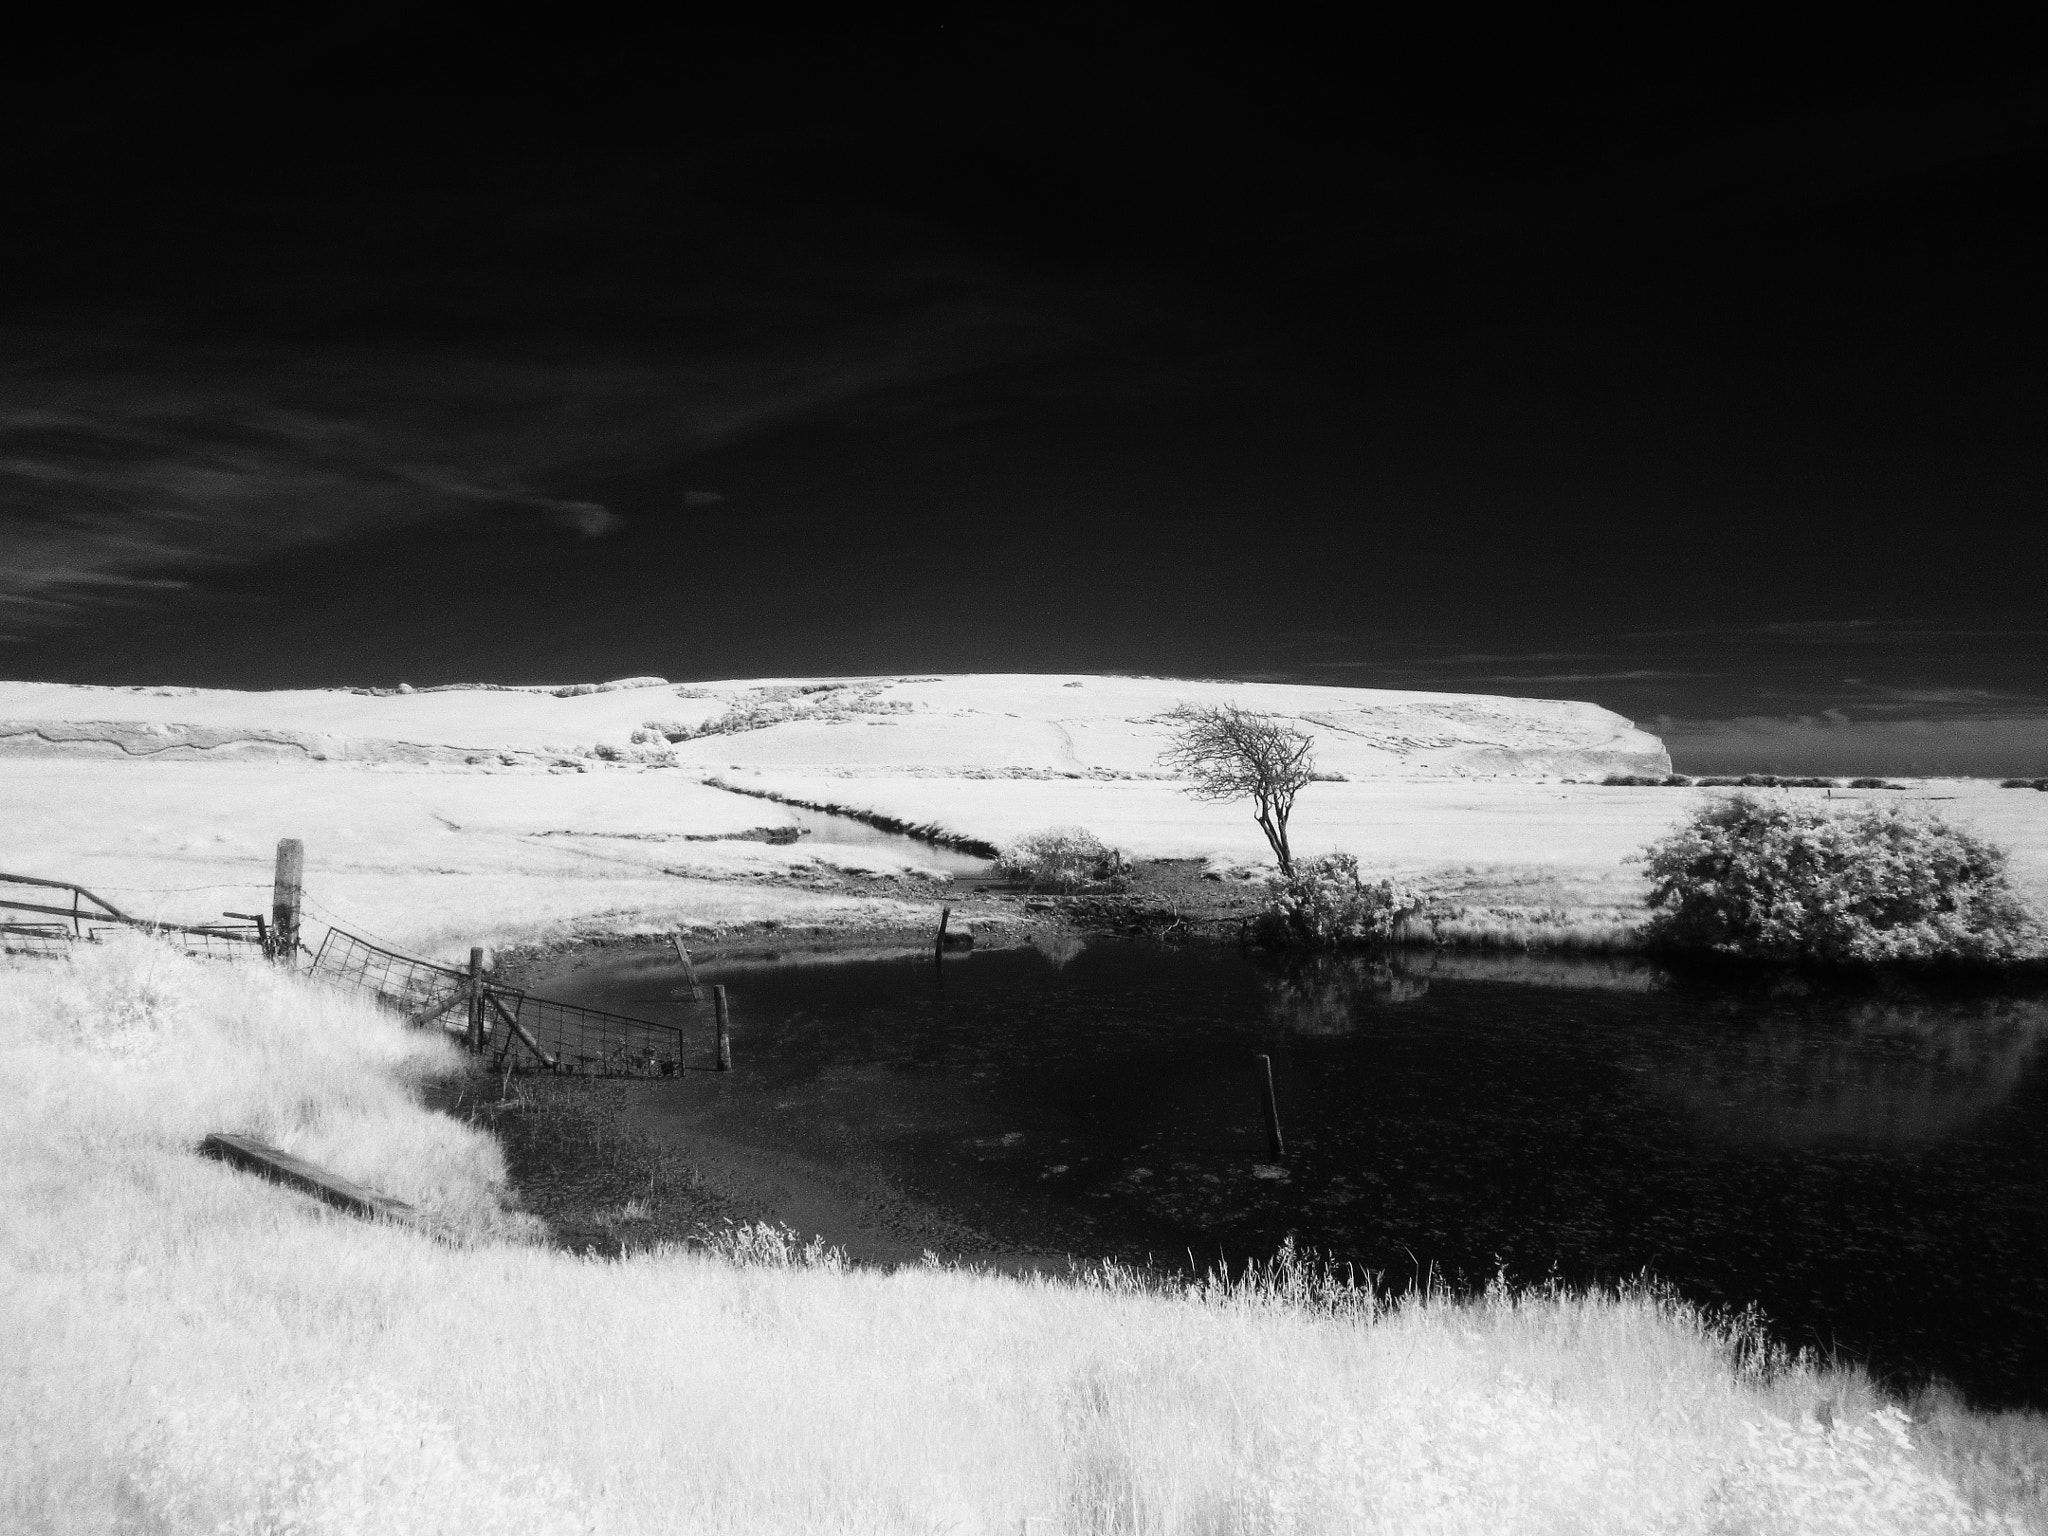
[{"x1": 491, "y1": 856, "x2": 1266, "y2": 977}]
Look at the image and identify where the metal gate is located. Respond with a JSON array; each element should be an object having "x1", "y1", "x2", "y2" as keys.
[{"x1": 309, "y1": 926, "x2": 697, "y2": 1077}]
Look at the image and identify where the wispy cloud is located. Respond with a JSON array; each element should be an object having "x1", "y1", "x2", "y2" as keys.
[
  {"x1": 1300, "y1": 651, "x2": 1605, "y2": 670},
  {"x1": 1461, "y1": 669, "x2": 1709, "y2": 684},
  {"x1": 1616, "y1": 618, "x2": 1890, "y2": 644},
  {"x1": 0, "y1": 284, "x2": 1083, "y2": 628}
]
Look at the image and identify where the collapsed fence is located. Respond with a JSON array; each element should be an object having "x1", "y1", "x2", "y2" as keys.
[
  {"x1": 0, "y1": 871, "x2": 268, "y2": 960},
  {"x1": 308, "y1": 925, "x2": 702, "y2": 1079},
  {"x1": 5, "y1": 850, "x2": 713, "y2": 1080}
]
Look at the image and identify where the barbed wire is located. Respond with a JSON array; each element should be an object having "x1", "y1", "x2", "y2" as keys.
[
  {"x1": 298, "y1": 891, "x2": 438, "y2": 965},
  {"x1": 89, "y1": 882, "x2": 268, "y2": 895}
]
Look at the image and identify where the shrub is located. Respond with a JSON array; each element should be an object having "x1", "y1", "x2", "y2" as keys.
[
  {"x1": 1638, "y1": 792, "x2": 2040, "y2": 966},
  {"x1": 1694, "y1": 774, "x2": 1871, "y2": 790},
  {"x1": 1600, "y1": 774, "x2": 1695, "y2": 787},
  {"x1": 995, "y1": 826, "x2": 1130, "y2": 892},
  {"x1": 1999, "y1": 777, "x2": 2048, "y2": 791},
  {"x1": 1253, "y1": 853, "x2": 1422, "y2": 950}
]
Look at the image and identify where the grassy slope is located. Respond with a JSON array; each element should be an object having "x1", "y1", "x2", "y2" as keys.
[
  {"x1": 8, "y1": 758, "x2": 2045, "y2": 961},
  {"x1": 3, "y1": 936, "x2": 2042, "y2": 1534}
]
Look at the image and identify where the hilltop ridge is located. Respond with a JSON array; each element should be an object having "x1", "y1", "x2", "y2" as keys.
[{"x1": 0, "y1": 673, "x2": 1670, "y2": 779}]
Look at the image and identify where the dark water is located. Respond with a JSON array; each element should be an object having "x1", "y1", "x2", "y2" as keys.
[{"x1": 544, "y1": 937, "x2": 2048, "y2": 1408}]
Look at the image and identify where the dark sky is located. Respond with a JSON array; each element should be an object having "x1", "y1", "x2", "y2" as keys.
[{"x1": 4, "y1": 18, "x2": 2045, "y2": 771}]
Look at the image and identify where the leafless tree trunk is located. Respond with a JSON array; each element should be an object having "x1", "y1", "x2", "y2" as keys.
[{"x1": 1156, "y1": 703, "x2": 1318, "y2": 875}]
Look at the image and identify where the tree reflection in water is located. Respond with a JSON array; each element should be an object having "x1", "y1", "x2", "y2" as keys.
[
  {"x1": 1655, "y1": 987, "x2": 2048, "y2": 1146},
  {"x1": 1028, "y1": 931, "x2": 1088, "y2": 972},
  {"x1": 1262, "y1": 954, "x2": 1429, "y2": 1035}
]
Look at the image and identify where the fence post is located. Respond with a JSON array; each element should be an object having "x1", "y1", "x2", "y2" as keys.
[
  {"x1": 713, "y1": 984, "x2": 732, "y2": 1071},
  {"x1": 936, "y1": 905, "x2": 950, "y2": 963},
  {"x1": 271, "y1": 839, "x2": 303, "y2": 964},
  {"x1": 467, "y1": 947, "x2": 486, "y2": 1052},
  {"x1": 1254, "y1": 1053, "x2": 1285, "y2": 1160}
]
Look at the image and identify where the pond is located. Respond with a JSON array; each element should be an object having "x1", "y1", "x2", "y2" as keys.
[{"x1": 537, "y1": 936, "x2": 2048, "y2": 1409}]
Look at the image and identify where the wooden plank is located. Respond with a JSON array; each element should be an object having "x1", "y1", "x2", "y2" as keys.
[
  {"x1": 488, "y1": 991, "x2": 557, "y2": 1068},
  {"x1": 409, "y1": 983, "x2": 471, "y2": 1031},
  {"x1": 0, "y1": 871, "x2": 130, "y2": 921},
  {"x1": 200, "y1": 1132, "x2": 428, "y2": 1227},
  {"x1": 670, "y1": 929, "x2": 702, "y2": 999}
]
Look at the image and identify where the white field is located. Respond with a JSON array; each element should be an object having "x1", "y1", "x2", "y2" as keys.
[
  {"x1": 6, "y1": 934, "x2": 2036, "y2": 1536},
  {"x1": 4, "y1": 674, "x2": 2046, "y2": 959},
  {"x1": 0, "y1": 758, "x2": 950, "y2": 962}
]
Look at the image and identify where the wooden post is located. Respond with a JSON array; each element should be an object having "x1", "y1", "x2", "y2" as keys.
[
  {"x1": 271, "y1": 838, "x2": 303, "y2": 963},
  {"x1": 1255, "y1": 1054, "x2": 1285, "y2": 1159},
  {"x1": 671, "y1": 929, "x2": 702, "y2": 999},
  {"x1": 713, "y1": 984, "x2": 732, "y2": 1071},
  {"x1": 936, "y1": 905, "x2": 950, "y2": 962},
  {"x1": 467, "y1": 947, "x2": 486, "y2": 1052}
]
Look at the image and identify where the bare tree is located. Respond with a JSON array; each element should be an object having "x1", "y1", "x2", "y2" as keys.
[{"x1": 1156, "y1": 703, "x2": 1318, "y2": 874}]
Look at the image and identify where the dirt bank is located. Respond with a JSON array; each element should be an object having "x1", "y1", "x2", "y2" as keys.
[
  {"x1": 434, "y1": 1064, "x2": 1090, "y2": 1272},
  {"x1": 489, "y1": 857, "x2": 1264, "y2": 981}
]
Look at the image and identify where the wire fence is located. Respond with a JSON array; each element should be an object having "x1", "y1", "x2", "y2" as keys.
[
  {"x1": 1, "y1": 922, "x2": 77, "y2": 957},
  {"x1": 5, "y1": 866, "x2": 704, "y2": 1077},
  {"x1": 309, "y1": 926, "x2": 468, "y2": 1019},
  {"x1": 0, "y1": 870, "x2": 269, "y2": 960},
  {"x1": 2, "y1": 924, "x2": 268, "y2": 961},
  {"x1": 490, "y1": 987, "x2": 695, "y2": 1077},
  {"x1": 308, "y1": 925, "x2": 696, "y2": 1078}
]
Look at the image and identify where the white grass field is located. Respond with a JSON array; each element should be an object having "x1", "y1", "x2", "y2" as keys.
[
  {"x1": 5, "y1": 934, "x2": 2040, "y2": 1534},
  {"x1": 4, "y1": 674, "x2": 2044, "y2": 960},
  {"x1": 0, "y1": 757, "x2": 949, "y2": 960}
]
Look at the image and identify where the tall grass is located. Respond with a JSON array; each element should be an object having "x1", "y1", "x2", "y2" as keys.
[
  {"x1": 3, "y1": 935, "x2": 2041, "y2": 1533},
  {"x1": 1395, "y1": 904, "x2": 1647, "y2": 953}
]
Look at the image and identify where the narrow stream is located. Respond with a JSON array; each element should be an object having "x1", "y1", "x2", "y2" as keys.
[
  {"x1": 537, "y1": 937, "x2": 2048, "y2": 1408},
  {"x1": 699, "y1": 785, "x2": 992, "y2": 877}
]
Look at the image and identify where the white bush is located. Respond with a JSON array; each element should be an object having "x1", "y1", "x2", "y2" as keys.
[{"x1": 995, "y1": 826, "x2": 1125, "y2": 892}]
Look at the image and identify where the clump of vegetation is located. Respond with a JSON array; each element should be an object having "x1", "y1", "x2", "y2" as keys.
[
  {"x1": 1849, "y1": 777, "x2": 1906, "y2": 790},
  {"x1": 655, "y1": 682, "x2": 920, "y2": 742},
  {"x1": 1692, "y1": 774, "x2": 1845, "y2": 789},
  {"x1": 1639, "y1": 792, "x2": 2040, "y2": 966},
  {"x1": 1600, "y1": 774, "x2": 1695, "y2": 787},
  {"x1": 690, "y1": 1218, "x2": 847, "y2": 1271},
  {"x1": 550, "y1": 677, "x2": 668, "y2": 698},
  {"x1": 996, "y1": 826, "x2": 1130, "y2": 892},
  {"x1": 1253, "y1": 853, "x2": 1422, "y2": 950},
  {"x1": 2000, "y1": 777, "x2": 2048, "y2": 791}
]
